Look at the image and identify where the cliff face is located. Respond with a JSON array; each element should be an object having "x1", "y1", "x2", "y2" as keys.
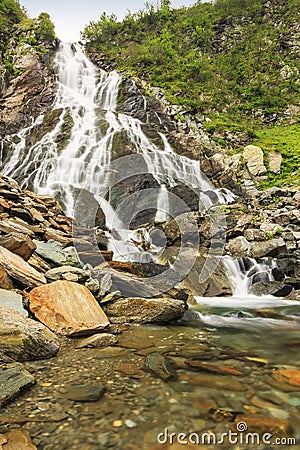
[{"x1": 0, "y1": 7, "x2": 57, "y2": 142}]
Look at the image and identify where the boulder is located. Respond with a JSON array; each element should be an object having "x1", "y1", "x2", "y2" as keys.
[
  {"x1": 243, "y1": 145, "x2": 266, "y2": 176},
  {"x1": 248, "y1": 281, "x2": 293, "y2": 297},
  {"x1": 0, "y1": 358, "x2": 35, "y2": 408},
  {"x1": 102, "y1": 297, "x2": 186, "y2": 324},
  {"x1": 44, "y1": 266, "x2": 89, "y2": 282},
  {"x1": 33, "y1": 239, "x2": 80, "y2": 267},
  {"x1": 0, "y1": 307, "x2": 59, "y2": 361},
  {"x1": 268, "y1": 151, "x2": 282, "y2": 174},
  {"x1": 251, "y1": 238, "x2": 286, "y2": 258},
  {"x1": 0, "y1": 246, "x2": 46, "y2": 288},
  {"x1": 0, "y1": 289, "x2": 27, "y2": 317},
  {"x1": 226, "y1": 236, "x2": 251, "y2": 257},
  {"x1": 0, "y1": 232, "x2": 36, "y2": 260},
  {"x1": 29, "y1": 281, "x2": 110, "y2": 336}
]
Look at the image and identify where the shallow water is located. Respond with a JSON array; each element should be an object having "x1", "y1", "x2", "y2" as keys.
[{"x1": 1, "y1": 302, "x2": 300, "y2": 449}]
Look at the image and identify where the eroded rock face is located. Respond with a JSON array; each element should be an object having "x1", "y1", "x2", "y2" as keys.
[
  {"x1": 0, "y1": 306, "x2": 59, "y2": 361},
  {"x1": 29, "y1": 281, "x2": 110, "y2": 336},
  {"x1": 102, "y1": 297, "x2": 186, "y2": 324}
]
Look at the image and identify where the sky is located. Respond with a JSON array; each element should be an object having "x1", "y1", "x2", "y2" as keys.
[{"x1": 20, "y1": 0, "x2": 195, "y2": 42}]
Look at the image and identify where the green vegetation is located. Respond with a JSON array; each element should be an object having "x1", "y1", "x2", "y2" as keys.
[
  {"x1": 0, "y1": 0, "x2": 25, "y2": 50},
  {"x1": 254, "y1": 124, "x2": 300, "y2": 187}
]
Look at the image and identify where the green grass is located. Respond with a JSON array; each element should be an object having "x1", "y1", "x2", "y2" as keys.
[{"x1": 253, "y1": 124, "x2": 300, "y2": 188}]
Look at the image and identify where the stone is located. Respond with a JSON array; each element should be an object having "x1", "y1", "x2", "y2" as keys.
[
  {"x1": 0, "y1": 360, "x2": 35, "y2": 408},
  {"x1": 33, "y1": 240, "x2": 80, "y2": 267},
  {"x1": 0, "y1": 429, "x2": 37, "y2": 449},
  {"x1": 27, "y1": 253, "x2": 52, "y2": 273},
  {"x1": 226, "y1": 236, "x2": 251, "y2": 256},
  {"x1": 61, "y1": 273, "x2": 78, "y2": 282},
  {"x1": 0, "y1": 265, "x2": 13, "y2": 290},
  {"x1": 102, "y1": 297, "x2": 186, "y2": 324},
  {"x1": 44, "y1": 266, "x2": 89, "y2": 282},
  {"x1": 29, "y1": 281, "x2": 110, "y2": 336},
  {"x1": 0, "y1": 219, "x2": 35, "y2": 238},
  {"x1": 144, "y1": 353, "x2": 176, "y2": 380},
  {"x1": 99, "y1": 291, "x2": 121, "y2": 305},
  {"x1": 0, "y1": 232, "x2": 36, "y2": 260},
  {"x1": 234, "y1": 413, "x2": 291, "y2": 436},
  {"x1": 268, "y1": 151, "x2": 282, "y2": 173},
  {"x1": 75, "y1": 333, "x2": 118, "y2": 348},
  {"x1": 84, "y1": 277, "x2": 100, "y2": 293},
  {"x1": 287, "y1": 290, "x2": 300, "y2": 300},
  {"x1": 0, "y1": 307, "x2": 59, "y2": 361},
  {"x1": 272, "y1": 369, "x2": 300, "y2": 387},
  {"x1": 0, "y1": 246, "x2": 46, "y2": 288},
  {"x1": 243, "y1": 145, "x2": 266, "y2": 176},
  {"x1": 0, "y1": 289, "x2": 27, "y2": 317},
  {"x1": 251, "y1": 238, "x2": 286, "y2": 257},
  {"x1": 63, "y1": 384, "x2": 105, "y2": 402},
  {"x1": 184, "y1": 361, "x2": 242, "y2": 376},
  {"x1": 249, "y1": 281, "x2": 293, "y2": 297}
]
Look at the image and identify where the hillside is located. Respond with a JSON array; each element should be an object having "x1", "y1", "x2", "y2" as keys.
[{"x1": 82, "y1": 0, "x2": 300, "y2": 187}]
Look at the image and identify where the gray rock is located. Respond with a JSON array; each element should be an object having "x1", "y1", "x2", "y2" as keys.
[
  {"x1": 143, "y1": 353, "x2": 176, "y2": 380},
  {"x1": 251, "y1": 238, "x2": 286, "y2": 258},
  {"x1": 0, "y1": 289, "x2": 27, "y2": 317},
  {"x1": 84, "y1": 277, "x2": 100, "y2": 293},
  {"x1": 45, "y1": 265, "x2": 89, "y2": 282},
  {"x1": 0, "y1": 306, "x2": 60, "y2": 361},
  {"x1": 0, "y1": 358, "x2": 35, "y2": 407},
  {"x1": 226, "y1": 236, "x2": 251, "y2": 256},
  {"x1": 63, "y1": 384, "x2": 106, "y2": 402},
  {"x1": 249, "y1": 281, "x2": 293, "y2": 297},
  {"x1": 102, "y1": 297, "x2": 186, "y2": 324},
  {"x1": 33, "y1": 239, "x2": 80, "y2": 267}
]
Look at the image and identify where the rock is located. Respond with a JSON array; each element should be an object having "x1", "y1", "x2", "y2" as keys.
[
  {"x1": 61, "y1": 273, "x2": 78, "y2": 282},
  {"x1": 144, "y1": 353, "x2": 176, "y2": 380},
  {"x1": 29, "y1": 281, "x2": 110, "y2": 336},
  {"x1": 84, "y1": 277, "x2": 100, "y2": 293},
  {"x1": 243, "y1": 145, "x2": 266, "y2": 176},
  {"x1": 33, "y1": 240, "x2": 80, "y2": 267},
  {"x1": 0, "y1": 289, "x2": 27, "y2": 317},
  {"x1": 251, "y1": 238, "x2": 286, "y2": 257},
  {"x1": 0, "y1": 246, "x2": 46, "y2": 288},
  {"x1": 234, "y1": 413, "x2": 291, "y2": 436},
  {"x1": 287, "y1": 290, "x2": 300, "y2": 300},
  {"x1": 244, "y1": 228, "x2": 266, "y2": 241},
  {"x1": 268, "y1": 151, "x2": 282, "y2": 173},
  {"x1": 63, "y1": 384, "x2": 106, "y2": 402},
  {"x1": 0, "y1": 219, "x2": 35, "y2": 238},
  {"x1": 75, "y1": 333, "x2": 118, "y2": 348},
  {"x1": 272, "y1": 369, "x2": 300, "y2": 387},
  {"x1": 44, "y1": 266, "x2": 89, "y2": 282},
  {"x1": 102, "y1": 297, "x2": 186, "y2": 324},
  {"x1": 0, "y1": 429, "x2": 37, "y2": 449},
  {"x1": 226, "y1": 236, "x2": 251, "y2": 256},
  {"x1": 0, "y1": 360, "x2": 35, "y2": 408},
  {"x1": 184, "y1": 361, "x2": 242, "y2": 376},
  {"x1": 0, "y1": 265, "x2": 13, "y2": 289},
  {"x1": 27, "y1": 253, "x2": 52, "y2": 273},
  {"x1": 99, "y1": 291, "x2": 121, "y2": 304},
  {"x1": 0, "y1": 307, "x2": 59, "y2": 361},
  {"x1": 249, "y1": 281, "x2": 293, "y2": 297},
  {"x1": 0, "y1": 232, "x2": 36, "y2": 260}
]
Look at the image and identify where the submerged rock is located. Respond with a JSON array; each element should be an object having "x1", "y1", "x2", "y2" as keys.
[
  {"x1": 29, "y1": 281, "x2": 110, "y2": 336},
  {"x1": 102, "y1": 297, "x2": 186, "y2": 324},
  {"x1": 0, "y1": 356, "x2": 35, "y2": 408},
  {"x1": 0, "y1": 430, "x2": 37, "y2": 449},
  {"x1": 0, "y1": 307, "x2": 59, "y2": 361},
  {"x1": 63, "y1": 384, "x2": 106, "y2": 402},
  {"x1": 144, "y1": 353, "x2": 176, "y2": 380}
]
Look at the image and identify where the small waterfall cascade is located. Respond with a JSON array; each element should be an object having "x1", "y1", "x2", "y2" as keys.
[{"x1": 222, "y1": 256, "x2": 276, "y2": 298}]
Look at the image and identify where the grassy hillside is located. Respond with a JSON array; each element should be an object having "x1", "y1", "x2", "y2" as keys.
[{"x1": 82, "y1": 0, "x2": 300, "y2": 187}]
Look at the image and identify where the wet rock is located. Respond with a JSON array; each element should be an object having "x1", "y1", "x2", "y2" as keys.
[
  {"x1": 251, "y1": 238, "x2": 286, "y2": 258},
  {"x1": 184, "y1": 361, "x2": 242, "y2": 376},
  {"x1": 248, "y1": 281, "x2": 292, "y2": 297},
  {"x1": 63, "y1": 384, "x2": 106, "y2": 402},
  {"x1": 0, "y1": 358, "x2": 35, "y2": 408},
  {"x1": 0, "y1": 232, "x2": 36, "y2": 260},
  {"x1": 102, "y1": 297, "x2": 186, "y2": 324},
  {"x1": 75, "y1": 333, "x2": 118, "y2": 348},
  {"x1": 0, "y1": 430, "x2": 37, "y2": 449},
  {"x1": 0, "y1": 307, "x2": 59, "y2": 361},
  {"x1": 272, "y1": 369, "x2": 300, "y2": 387},
  {"x1": 44, "y1": 266, "x2": 89, "y2": 282},
  {"x1": 0, "y1": 246, "x2": 46, "y2": 288},
  {"x1": 243, "y1": 145, "x2": 266, "y2": 176},
  {"x1": 144, "y1": 353, "x2": 176, "y2": 380},
  {"x1": 33, "y1": 239, "x2": 80, "y2": 267},
  {"x1": 0, "y1": 289, "x2": 27, "y2": 317},
  {"x1": 29, "y1": 281, "x2": 110, "y2": 336},
  {"x1": 234, "y1": 413, "x2": 291, "y2": 436},
  {"x1": 0, "y1": 265, "x2": 13, "y2": 290}
]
